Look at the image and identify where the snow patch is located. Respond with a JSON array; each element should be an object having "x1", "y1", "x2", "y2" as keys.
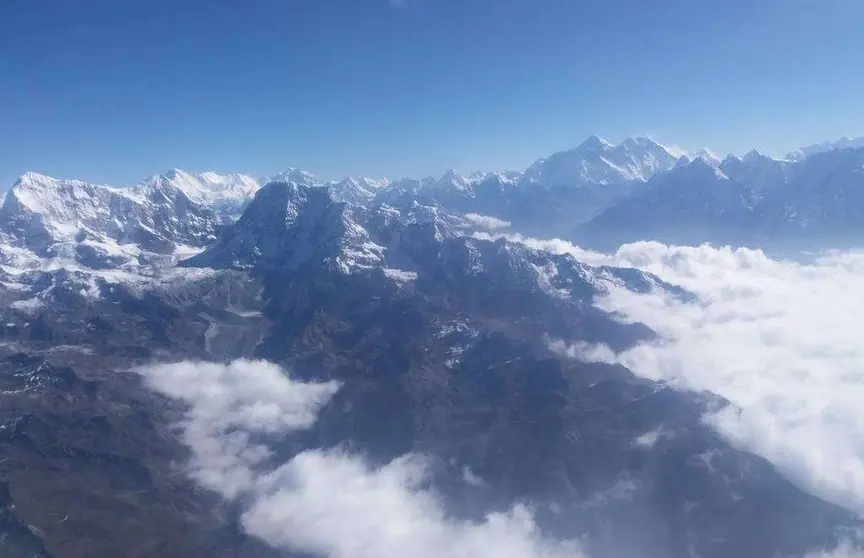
[{"x1": 383, "y1": 268, "x2": 418, "y2": 283}]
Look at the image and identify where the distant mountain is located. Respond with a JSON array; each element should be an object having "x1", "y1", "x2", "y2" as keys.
[
  {"x1": 575, "y1": 146, "x2": 864, "y2": 250},
  {"x1": 367, "y1": 136, "x2": 722, "y2": 237},
  {"x1": 260, "y1": 168, "x2": 391, "y2": 206},
  {"x1": 718, "y1": 149, "x2": 792, "y2": 192},
  {"x1": 573, "y1": 159, "x2": 760, "y2": 250},
  {"x1": 787, "y1": 135, "x2": 864, "y2": 160},
  {"x1": 777, "y1": 146, "x2": 864, "y2": 234},
  {"x1": 139, "y1": 169, "x2": 260, "y2": 218},
  {"x1": 259, "y1": 167, "x2": 320, "y2": 187},
  {"x1": 523, "y1": 135, "x2": 685, "y2": 187}
]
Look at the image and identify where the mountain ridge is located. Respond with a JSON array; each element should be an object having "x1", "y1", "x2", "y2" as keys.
[
  {"x1": 575, "y1": 144, "x2": 864, "y2": 250},
  {"x1": 5, "y1": 132, "x2": 864, "y2": 262}
]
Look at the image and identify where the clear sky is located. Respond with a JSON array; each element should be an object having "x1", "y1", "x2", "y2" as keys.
[{"x1": 2, "y1": 0, "x2": 864, "y2": 188}]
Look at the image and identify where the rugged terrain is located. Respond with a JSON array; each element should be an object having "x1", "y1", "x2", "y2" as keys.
[{"x1": 0, "y1": 152, "x2": 862, "y2": 558}]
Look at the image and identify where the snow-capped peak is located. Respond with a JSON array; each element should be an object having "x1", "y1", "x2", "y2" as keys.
[
  {"x1": 326, "y1": 176, "x2": 387, "y2": 205},
  {"x1": 787, "y1": 135, "x2": 864, "y2": 161},
  {"x1": 14, "y1": 171, "x2": 64, "y2": 190},
  {"x1": 579, "y1": 134, "x2": 614, "y2": 150},
  {"x1": 659, "y1": 142, "x2": 691, "y2": 159},
  {"x1": 439, "y1": 169, "x2": 468, "y2": 189},
  {"x1": 185, "y1": 181, "x2": 383, "y2": 273},
  {"x1": 688, "y1": 154, "x2": 728, "y2": 179},
  {"x1": 524, "y1": 135, "x2": 681, "y2": 186},
  {"x1": 2, "y1": 172, "x2": 134, "y2": 231},
  {"x1": 0, "y1": 170, "x2": 218, "y2": 264},
  {"x1": 741, "y1": 149, "x2": 771, "y2": 163},
  {"x1": 472, "y1": 170, "x2": 521, "y2": 184},
  {"x1": 198, "y1": 171, "x2": 259, "y2": 191},
  {"x1": 262, "y1": 168, "x2": 321, "y2": 187},
  {"x1": 141, "y1": 169, "x2": 260, "y2": 214},
  {"x1": 689, "y1": 147, "x2": 721, "y2": 165}
]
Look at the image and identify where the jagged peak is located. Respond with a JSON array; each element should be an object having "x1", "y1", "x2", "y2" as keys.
[
  {"x1": 160, "y1": 168, "x2": 195, "y2": 180},
  {"x1": 185, "y1": 179, "x2": 383, "y2": 273},
  {"x1": 683, "y1": 156, "x2": 728, "y2": 179},
  {"x1": 741, "y1": 149, "x2": 771, "y2": 163},
  {"x1": 263, "y1": 167, "x2": 320, "y2": 186},
  {"x1": 578, "y1": 134, "x2": 614, "y2": 150},
  {"x1": 14, "y1": 171, "x2": 60, "y2": 188},
  {"x1": 335, "y1": 177, "x2": 360, "y2": 187},
  {"x1": 198, "y1": 170, "x2": 256, "y2": 185},
  {"x1": 658, "y1": 141, "x2": 691, "y2": 159},
  {"x1": 198, "y1": 171, "x2": 225, "y2": 182},
  {"x1": 621, "y1": 136, "x2": 663, "y2": 149},
  {"x1": 10, "y1": 171, "x2": 111, "y2": 193},
  {"x1": 137, "y1": 169, "x2": 260, "y2": 214},
  {"x1": 691, "y1": 147, "x2": 721, "y2": 164},
  {"x1": 141, "y1": 169, "x2": 193, "y2": 190},
  {"x1": 3, "y1": 172, "x2": 125, "y2": 218},
  {"x1": 440, "y1": 168, "x2": 465, "y2": 180},
  {"x1": 438, "y1": 168, "x2": 469, "y2": 189},
  {"x1": 787, "y1": 135, "x2": 864, "y2": 160}
]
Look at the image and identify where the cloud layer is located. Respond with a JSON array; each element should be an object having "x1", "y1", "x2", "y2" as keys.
[
  {"x1": 511, "y1": 235, "x2": 864, "y2": 516},
  {"x1": 138, "y1": 359, "x2": 580, "y2": 558}
]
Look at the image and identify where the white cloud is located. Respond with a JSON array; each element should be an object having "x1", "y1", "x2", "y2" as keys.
[
  {"x1": 464, "y1": 213, "x2": 512, "y2": 231},
  {"x1": 137, "y1": 359, "x2": 580, "y2": 558},
  {"x1": 138, "y1": 359, "x2": 341, "y2": 498},
  {"x1": 243, "y1": 450, "x2": 580, "y2": 558},
  {"x1": 519, "y1": 236, "x2": 864, "y2": 517}
]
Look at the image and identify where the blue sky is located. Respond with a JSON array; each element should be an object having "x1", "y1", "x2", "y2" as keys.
[{"x1": 2, "y1": 0, "x2": 864, "y2": 187}]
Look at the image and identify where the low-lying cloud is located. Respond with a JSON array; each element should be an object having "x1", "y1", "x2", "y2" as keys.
[
  {"x1": 464, "y1": 213, "x2": 512, "y2": 231},
  {"x1": 504, "y1": 234, "x2": 864, "y2": 517},
  {"x1": 138, "y1": 359, "x2": 580, "y2": 558},
  {"x1": 140, "y1": 359, "x2": 340, "y2": 499}
]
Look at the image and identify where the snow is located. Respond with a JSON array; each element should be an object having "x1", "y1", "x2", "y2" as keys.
[
  {"x1": 262, "y1": 168, "x2": 321, "y2": 186},
  {"x1": 436, "y1": 321, "x2": 480, "y2": 368},
  {"x1": 10, "y1": 298, "x2": 43, "y2": 312},
  {"x1": 661, "y1": 143, "x2": 690, "y2": 159},
  {"x1": 531, "y1": 262, "x2": 570, "y2": 299},
  {"x1": 336, "y1": 238, "x2": 386, "y2": 275},
  {"x1": 523, "y1": 135, "x2": 682, "y2": 186},
  {"x1": 140, "y1": 169, "x2": 260, "y2": 210},
  {"x1": 788, "y1": 136, "x2": 864, "y2": 160},
  {"x1": 438, "y1": 169, "x2": 468, "y2": 189},
  {"x1": 383, "y1": 268, "x2": 418, "y2": 283},
  {"x1": 689, "y1": 147, "x2": 722, "y2": 165},
  {"x1": 3, "y1": 173, "x2": 144, "y2": 242}
]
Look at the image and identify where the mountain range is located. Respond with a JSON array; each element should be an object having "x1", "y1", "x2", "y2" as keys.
[
  {"x1": 7, "y1": 133, "x2": 864, "y2": 258},
  {"x1": 1, "y1": 135, "x2": 863, "y2": 558}
]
